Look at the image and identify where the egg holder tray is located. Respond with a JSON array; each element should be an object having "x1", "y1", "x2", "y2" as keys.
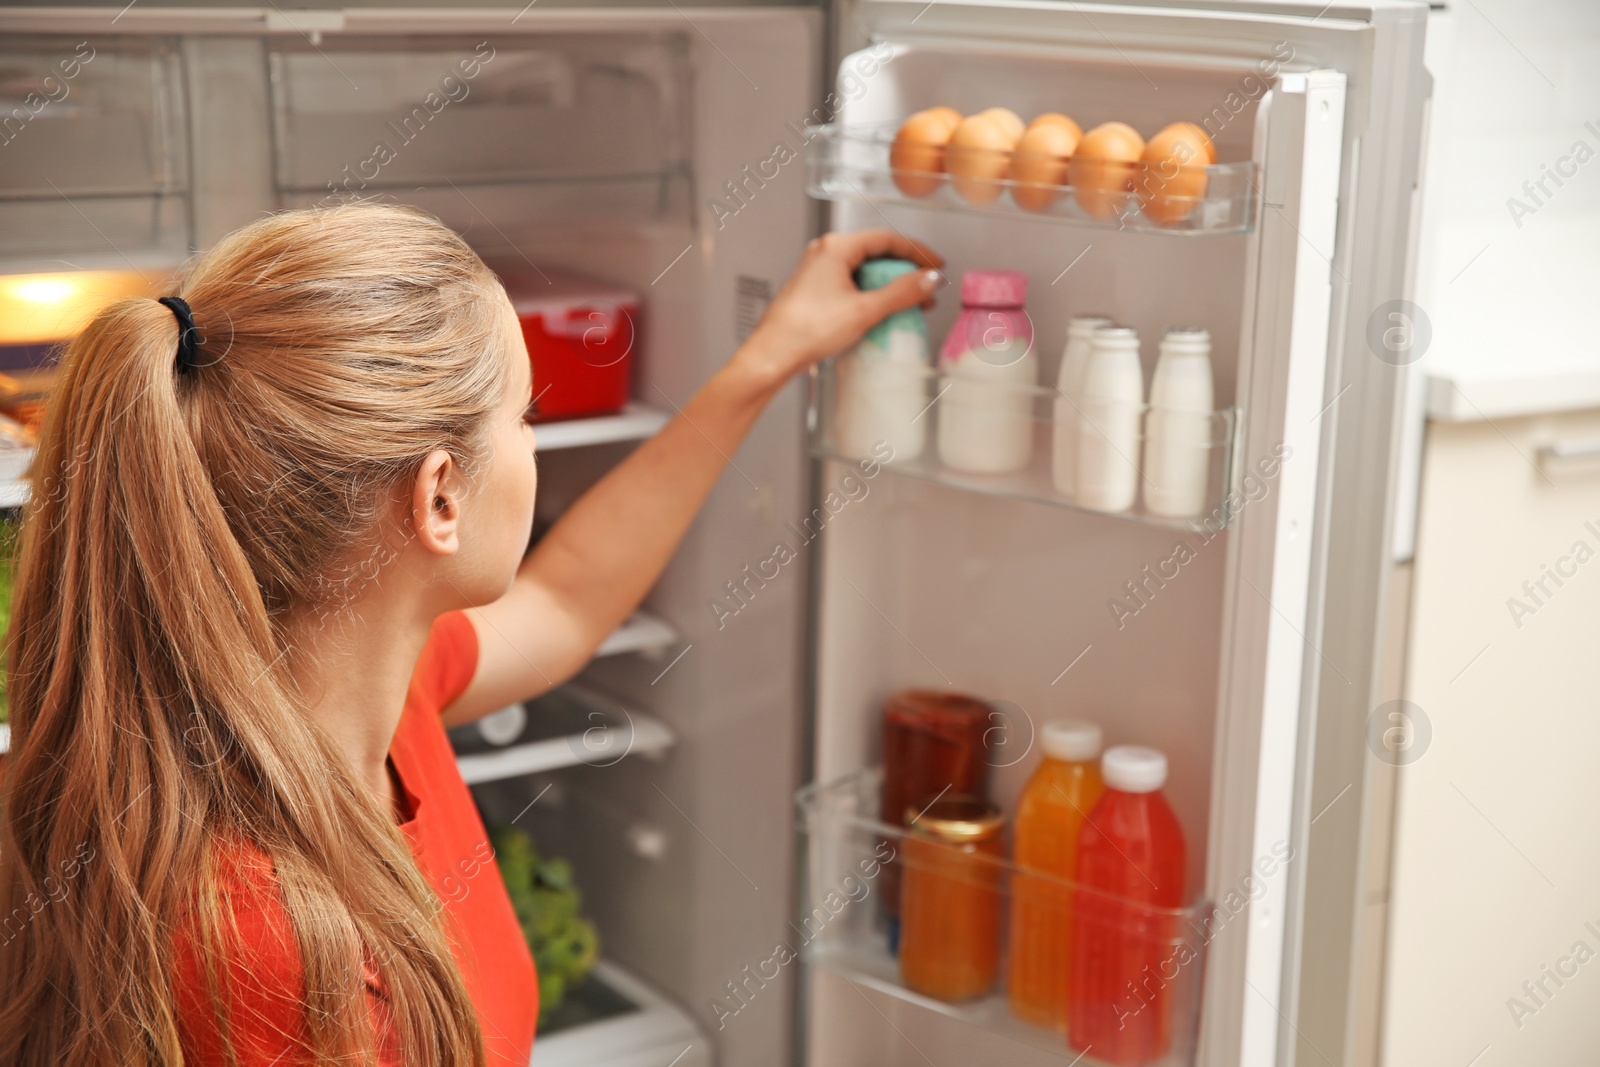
[
  {"x1": 797, "y1": 767, "x2": 1215, "y2": 1066},
  {"x1": 809, "y1": 358, "x2": 1245, "y2": 532},
  {"x1": 804, "y1": 123, "x2": 1259, "y2": 235}
]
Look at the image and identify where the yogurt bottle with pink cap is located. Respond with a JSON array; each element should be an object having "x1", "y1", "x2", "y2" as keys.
[{"x1": 936, "y1": 270, "x2": 1037, "y2": 474}]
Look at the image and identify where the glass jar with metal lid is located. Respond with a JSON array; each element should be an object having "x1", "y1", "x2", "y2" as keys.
[{"x1": 898, "y1": 795, "x2": 1006, "y2": 1002}]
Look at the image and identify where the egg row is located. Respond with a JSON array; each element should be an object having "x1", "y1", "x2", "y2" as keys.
[{"x1": 889, "y1": 108, "x2": 1217, "y2": 223}]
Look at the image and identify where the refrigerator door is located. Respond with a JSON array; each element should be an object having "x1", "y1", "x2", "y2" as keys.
[{"x1": 806, "y1": 3, "x2": 1429, "y2": 1066}]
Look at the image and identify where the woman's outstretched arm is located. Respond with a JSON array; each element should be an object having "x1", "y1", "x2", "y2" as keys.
[{"x1": 443, "y1": 230, "x2": 942, "y2": 725}]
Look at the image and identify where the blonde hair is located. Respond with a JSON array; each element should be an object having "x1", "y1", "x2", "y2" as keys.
[{"x1": 0, "y1": 203, "x2": 515, "y2": 1066}]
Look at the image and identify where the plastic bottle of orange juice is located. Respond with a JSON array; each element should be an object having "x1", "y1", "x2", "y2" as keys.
[{"x1": 1007, "y1": 720, "x2": 1104, "y2": 1029}]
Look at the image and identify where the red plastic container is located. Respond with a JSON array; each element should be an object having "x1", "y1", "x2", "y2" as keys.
[
  {"x1": 1069, "y1": 745, "x2": 1187, "y2": 1066},
  {"x1": 498, "y1": 268, "x2": 638, "y2": 422}
]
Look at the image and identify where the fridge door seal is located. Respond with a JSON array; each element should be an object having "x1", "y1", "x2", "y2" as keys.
[{"x1": 1207, "y1": 67, "x2": 1346, "y2": 1067}]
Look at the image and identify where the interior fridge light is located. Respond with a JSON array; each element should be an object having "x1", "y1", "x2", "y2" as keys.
[
  {"x1": 0, "y1": 269, "x2": 163, "y2": 347},
  {"x1": 10, "y1": 278, "x2": 77, "y2": 305}
]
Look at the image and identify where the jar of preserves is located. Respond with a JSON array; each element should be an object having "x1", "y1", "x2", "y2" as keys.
[
  {"x1": 880, "y1": 690, "x2": 994, "y2": 945},
  {"x1": 881, "y1": 689, "x2": 994, "y2": 835},
  {"x1": 898, "y1": 796, "x2": 1005, "y2": 1002}
]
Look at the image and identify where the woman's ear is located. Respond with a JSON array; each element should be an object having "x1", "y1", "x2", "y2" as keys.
[{"x1": 412, "y1": 449, "x2": 461, "y2": 556}]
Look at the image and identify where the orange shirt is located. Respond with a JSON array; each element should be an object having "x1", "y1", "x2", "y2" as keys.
[
  {"x1": 393, "y1": 610, "x2": 540, "y2": 1064},
  {"x1": 173, "y1": 610, "x2": 540, "y2": 1066}
]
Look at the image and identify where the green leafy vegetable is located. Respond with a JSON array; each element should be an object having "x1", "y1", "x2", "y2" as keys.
[{"x1": 489, "y1": 824, "x2": 599, "y2": 1026}]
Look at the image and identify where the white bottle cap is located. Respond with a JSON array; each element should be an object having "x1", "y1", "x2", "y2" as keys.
[
  {"x1": 1069, "y1": 315, "x2": 1114, "y2": 338},
  {"x1": 1041, "y1": 720, "x2": 1103, "y2": 762},
  {"x1": 1102, "y1": 745, "x2": 1168, "y2": 793}
]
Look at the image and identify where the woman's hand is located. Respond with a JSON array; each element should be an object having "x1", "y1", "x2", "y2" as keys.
[
  {"x1": 736, "y1": 229, "x2": 945, "y2": 393},
  {"x1": 448, "y1": 230, "x2": 942, "y2": 723}
]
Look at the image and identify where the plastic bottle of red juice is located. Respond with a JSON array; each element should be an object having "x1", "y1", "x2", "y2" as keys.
[{"x1": 1068, "y1": 745, "x2": 1186, "y2": 1065}]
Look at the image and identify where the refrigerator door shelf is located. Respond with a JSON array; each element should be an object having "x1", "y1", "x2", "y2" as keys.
[
  {"x1": 451, "y1": 683, "x2": 674, "y2": 786},
  {"x1": 529, "y1": 403, "x2": 670, "y2": 453},
  {"x1": 806, "y1": 123, "x2": 1257, "y2": 236},
  {"x1": 814, "y1": 358, "x2": 1242, "y2": 529},
  {"x1": 594, "y1": 610, "x2": 679, "y2": 659},
  {"x1": 0, "y1": 451, "x2": 31, "y2": 510},
  {"x1": 798, "y1": 768, "x2": 1213, "y2": 1066}
]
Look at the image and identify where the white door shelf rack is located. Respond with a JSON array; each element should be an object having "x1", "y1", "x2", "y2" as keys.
[
  {"x1": 811, "y1": 358, "x2": 1244, "y2": 530},
  {"x1": 594, "y1": 610, "x2": 678, "y2": 659},
  {"x1": 450, "y1": 683, "x2": 674, "y2": 786},
  {"x1": 804, "y1": 123, "x2": 1260, "y2": 236},
  {"x1": 532, "y1": 403, "x2": 670, "y2": 452},
  {"x1": 799, "y1": 768, "x2": 1213, "y2": 1065}
]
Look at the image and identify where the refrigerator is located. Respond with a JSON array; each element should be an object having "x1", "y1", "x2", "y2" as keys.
[{"x1": 0, "y1": 3, "x2": 1432, "y2": 1065}]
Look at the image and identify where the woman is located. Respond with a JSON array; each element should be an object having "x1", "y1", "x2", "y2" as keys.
[{"x1": 0, "y1": 204, "x2": 940, "y2": 1066}]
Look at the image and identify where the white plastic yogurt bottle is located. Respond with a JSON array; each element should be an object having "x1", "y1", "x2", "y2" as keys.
[
  {"x1": 1143, "y1": 327, "x2": 1215, "y2": 518},
  {"x1": 936, "y1": 270, "x2": 1037, "y2": 474},
  {"x1": 833, "y1": 258, "x2": 930, "y2": 463},
  {"x1": 1051, "y1": 314, "x2": 1113, "y2": 499},
  {"x1": 1075, "y1": 325, "x2": 1144, "y2": 513}
]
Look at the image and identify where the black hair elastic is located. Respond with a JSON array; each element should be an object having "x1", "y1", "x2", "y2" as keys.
[{"x1": 157, "y1": 296, "x2": 202, "y2": 374}]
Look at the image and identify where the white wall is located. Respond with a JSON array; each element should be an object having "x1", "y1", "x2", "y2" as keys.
[
  {"x1": 1393, "y1": 0, "x2": 1600, "y2": 563},
  {"x1": 1416, "y1": 0, "x2": 1600, "y2": 380},
  {"x1": 1381, "y1": 4, "x2": 1600, "y2": 1065}
]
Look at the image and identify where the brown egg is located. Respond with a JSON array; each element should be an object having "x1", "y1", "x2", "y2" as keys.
[
  {"x1": 947, "y1": 114, "x2": 1015, "y2": 204},
  {"x1": 890, "y1": 109, "x2": 962, "y2": 198},
  {"x1": 1028, "y1": 112, "x2": 1083, "y2": 143},
  {"x1": 1138, "y1": 122, "x2": 1216, "y2": 224},
  {"x1": 976, "y1": 107, "x2": 1025, "y2": 144},
  {"x1": 1146, "y1": 121, "x2": 1216, "y2": 165},
  {"x1": 1011, "y1": 121, "x2": 1079, "y2": 212},
  {"x1": 1069, "y1": 121, "x2": 1145, "y2": 219}
]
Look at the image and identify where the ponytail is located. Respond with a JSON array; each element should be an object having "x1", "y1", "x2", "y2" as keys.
[{"x1": 0, "y1": 204, "x2": 507, "y2": 1067}]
